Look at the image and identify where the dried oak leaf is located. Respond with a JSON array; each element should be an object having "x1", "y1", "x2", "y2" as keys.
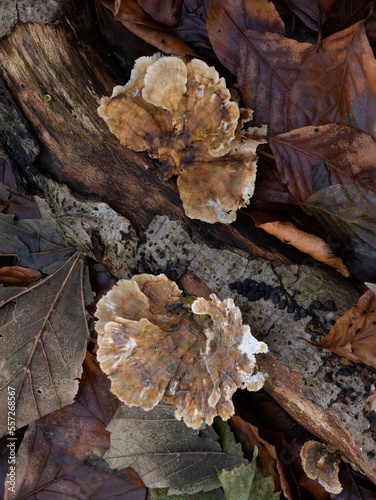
[
  {"x1": 5, "y1": 423, "x2": 146, "y2": 500},
  {"x1": 206, "y1": 0, "x2": 285, "y2": 75},
  {"x1": 300, "y1": 441, "x2": 342, "y2": 495},
  {"x1": 0, "y1": 265, "x2": 42, "y2": 286},
  {"x1": 288, "y1": 21, "x2": 376, "y2": 137},
  {"x1": 313, "y1": 288, "x2": 376, "y2": 368},
  {"x1": 95, "y1": 274, "x2": 268, "y2": 430},
  {"x1": 0, "y1": 253, "x2": 92, "y2": 437},
  {"x1": 36, "y1": 351, "x2": 120, "y2": 460},
  {"x1": 250, "y1": 211, "x2": 350, "y2": 277},
  {"x1": 269, "y1": 124, "x2": 376, "y2": 203},
  {"x1": 98, "y1": 55, "x2": 266, "y2": 223},
  {"x1": 104, "y1": 402, "x2": 247, "y2": 495}
]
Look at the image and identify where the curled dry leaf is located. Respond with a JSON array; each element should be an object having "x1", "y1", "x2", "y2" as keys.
[
  {"x1": 300, "y1": 441, "x2": 342, "y2": 495},
  {"x1": 0, "y1": 265, "x2": 42, "y2": 286},
  {"x1": 313, "y1": 288, "x2": 376, "y2": 368},
  {"x1": 0, "y1": 254, "x2": 91, "y2": 436},
  {"x1": 249, "y1": 211, "x2": 350, "y2": 277},
  {"x1": 101, "y1": 0, "x2": 200, "y2": 57},
  {"x1": 95, "y1": 274, "x2": 268, "y2": 429},
  {"x1": 98, "y1": 54, "x2": 267, "y2": 223}
]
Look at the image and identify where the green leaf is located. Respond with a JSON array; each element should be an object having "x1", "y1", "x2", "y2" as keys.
[
  {"x1": 304, "y1": 184, "x2": 376, "y2": 258},
  {"x1": 213, "y1": 417, "x2": 243, "y2": 457},
  {"x1": 104, "y1": 403, "x2": 247, "y2": 496},
  {"x1": 218, "y1": 449, "x2": 280, "y2": 500}
]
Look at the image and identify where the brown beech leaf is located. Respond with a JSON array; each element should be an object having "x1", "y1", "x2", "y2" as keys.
[
  {"x1": 104, "y1": 403, "x2": 247, "y2": 495},
  {"x1": 304, "y1": 184, "x2": 376, "y2": 262},
  {"x1": 250, "y1": 211, "x2": 350, "y2": 277},
  {"x1": 207, "y1": 0, "x2": 285, "y2": 75},
  {"x1": 5, "y1": 424, "x2": 147, "y2": 500},
  {"x1": 314, "y1": 288, "x2": 376, "y2": 368},
  {"x1": 0, "y1": 265, "x2": 42, "y2": 286},
  {"x1": 269, "y1": 124, "x2": 376, "y2": 203},
  {"x1": 289, "y1": 21, "x2": 376, "y2": 136},
  {"x1": 231, "y1": 415, "x2": 294, "y2": 498},
  {"x1": 101, "y1": 0, "x2": 199, "y2": 57},
  {"x1": 279, "y1": 0, "x2": 326, "y2": 31},
  {"x1": 0, "y1": 253, "x2": 92, "y2": 437},
  {"x1": 237, "y1": 31, "x2": 313, "y2": 134},
  {"x1": 36, "y1": 351, "x2": 120, "y2": 460}
]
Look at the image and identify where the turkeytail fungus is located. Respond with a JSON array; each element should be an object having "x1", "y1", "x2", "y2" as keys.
[
  {"x1": 300, "y1": 441, "x2": 342, "y2": 494},
  {"x1": 98, "y1": 55, "x2": 267, "y2": 223},
  {"x1": 95, "y1": 274, "x2": 268, "y2": 429}
]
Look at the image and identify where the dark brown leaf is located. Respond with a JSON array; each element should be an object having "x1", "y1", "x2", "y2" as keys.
[
  {"x1": 0, "y1": 265, "x2": 42, "y2": 286},
  {"x1": 304, "y1": 184, "x2": 376, "y2": 263},
  {"x1": 5, "y1": 424, "x2": 147, "y2": 500},
  {"x1": 0, "y1": 254, "x2": 92, "y2": 436},
  {"x1": 138, "y1": 0, "x2": 183, "y2": 26},
  {"x1": 280, "y1": 0, "x2": 326, "y2": 31},
  {"x1": 100, "y1": 0, "x2": 199, "y2": 57},
  {"x1": 269, "y1": 124, "x2": 376, "y2": 203},
  {"x1": 207, "y1": 0, "x2": 285, "y2": 75},
  {"x1": 104, "y1": 403, "x2": 247, "y2": 495},
  {"x1": 314, "y1": 288, "x2": 376, "y2": 367},
  {"x1": 0, "y1": 159, "x2": 41, "y2": 219},
  {"x1": 36, "y1": 351, "x2": 120, "y2": 460},
  {"x1": 237, "y1": 31, "x2": 313, "y2": 134},
  {"x1": 289, "y1": 21, "x2": 376, "y2": 137}
]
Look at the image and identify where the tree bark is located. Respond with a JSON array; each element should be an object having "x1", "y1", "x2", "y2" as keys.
[{"x1": 1, "y1": 12, "x2": 375, "y2": 484}]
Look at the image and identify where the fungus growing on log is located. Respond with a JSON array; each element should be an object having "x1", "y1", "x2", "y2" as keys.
[
  {"x1": 95, "y1": 274, "x2": 268, "y2": 429},
  {"x1": 300, "y1": 441, "x2": 342, "y2": 494},
  {"x1": 98, "y1": 55, "x2": 267, "y2": 223}
]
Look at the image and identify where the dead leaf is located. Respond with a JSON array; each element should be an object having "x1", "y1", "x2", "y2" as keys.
[
  {"x1": 36, "y1": 351, "x2": 120, "y2": 460},
  {"x1": 237, "y1": 30, "x2": 313, "y2": 134},
  {"x1": 250, "y1": 211, "x2": 350, "y2": 277},
  {"x1": 207, "y1": 0, "x2": 285, "y2": 75},
  {"x1": 100, "y1": 0, "x2": 199, "y2": 57},
  {"x1": 104, "y1": 402, "x2": 247, "y2": 495},
  {"x1": 288, "y1": 21, "x2": 376, "y2": 136},
  {"x1": 269, "y1": 124, "x2": 376, "y2": 203},
  {"x1": 5, "y1": 424, "x2": 147, "y2": 500},
  {"x1": 313, "y1": 288, "x2": 376, "y2": 368},
  {"x1": 0, "y1": 213, "x2": 74, "y2": 274},
  {"x1": 0, "y1": 266, "x2": 42, "y2": 286},
  {"x1": 304, "y1": 184, "x2": 376, "y2": 264},
  {"x1": 0, "y1": 159, "x2": 41, "y2": 219},
  {"x1": 252, "y1": 158, "x2": 299, "y2": 210},
  {"x1": 231, "y1": 415, "x2": 292, "y2": 497},
  {"x1": 0, "y1": 253, "x2": 92, "y2": 436},
  {"x1": 280, "y1": 0, "x2": 326, "y2": 31}
]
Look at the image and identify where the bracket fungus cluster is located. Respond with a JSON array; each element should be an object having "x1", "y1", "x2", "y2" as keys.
[
  {"x1": 98, "y1": 54, "x2": 267, "y2": 223},
  {"x1": 300, "y1": 441, "x2": 342, "y2": 494},
  {"x1": 95, "y1": 274, "x2": 268, "y2": 429}
]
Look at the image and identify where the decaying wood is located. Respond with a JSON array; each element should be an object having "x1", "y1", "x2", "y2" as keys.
[{"x1": 1, "y1": 12, "x2": 375, "y2": 484}]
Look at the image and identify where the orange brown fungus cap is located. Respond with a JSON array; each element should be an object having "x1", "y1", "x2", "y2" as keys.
[
  {"x1": 98, "y1": 55, "x2": 267, "y2": 223},
  {"x1": 300, "y1": 441, "x2": 342, "y2": 494},
  {"x1": 95, "y1": 274, "x2": 268, "y2": 429}
]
